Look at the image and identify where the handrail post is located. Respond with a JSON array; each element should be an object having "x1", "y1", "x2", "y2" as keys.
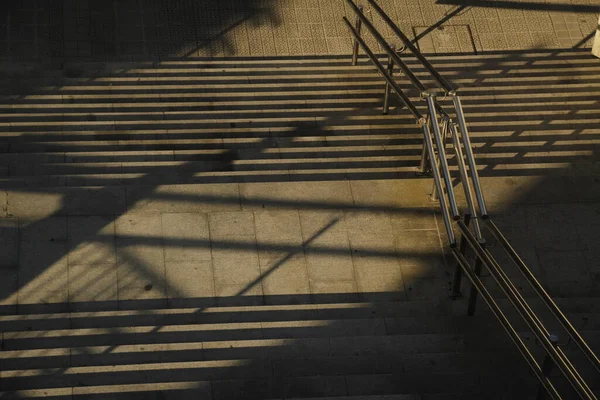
[
  {"x1": 449, "y1": 123, "x2": 484, "y2": 242},
  {"x1": 351, "y1": 5, "x2": 364, "y2": 66},
  {"x1": 537, "y1": 334, "x2": 560, "y2": 400},
  {"x1": 383, "y1": 44, "x2": 395, "y2": 115},
  {"x1": 422, "y1": 122, "x2": 456, "y2": 247},
  {"x1": 343, "y1": 17, "x2": 424, "y2": 122},
  {"x1": 430, "y1": 117, "x2": 449, "y2": 202},
  {"x1": 452, "y1": 93, "x2": 488, "y2": 219},
  {"x1": 424, "y1": 94, "x2": 460, "y2": 220},
  {"x1": 418, "y1": 141, "x2": 430, "y2": 175}
]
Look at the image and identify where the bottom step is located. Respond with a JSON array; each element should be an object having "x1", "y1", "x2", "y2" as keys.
[{"x1": 0, "y1": 373, "x2": 538, "y2": 400}]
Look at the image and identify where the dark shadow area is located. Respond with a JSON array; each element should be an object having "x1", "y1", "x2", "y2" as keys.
[{"x1": 0, "y1": 0, "x2": 280, "y2": 62}]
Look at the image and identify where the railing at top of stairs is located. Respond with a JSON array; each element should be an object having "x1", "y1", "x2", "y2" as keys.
[{"x1": 343, "y1": 1, "x2": 600, "y2": 399}]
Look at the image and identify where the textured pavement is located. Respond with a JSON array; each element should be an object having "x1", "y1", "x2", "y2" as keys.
[{"x1": 0, "y1": 0, "x2": 598, "y2": 61}]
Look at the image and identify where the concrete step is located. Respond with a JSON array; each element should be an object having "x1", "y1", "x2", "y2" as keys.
[
  {"x1": 0, "y1": 301, "x2": 451, "y2": 332},
  {"x1": 0, "y1": 372, "x2": 540, "y2": 399}
]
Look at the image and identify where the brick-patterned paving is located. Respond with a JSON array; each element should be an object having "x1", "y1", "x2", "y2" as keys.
[{"x1": 0, "y1": 0, "x2": 597, "y2": 61}]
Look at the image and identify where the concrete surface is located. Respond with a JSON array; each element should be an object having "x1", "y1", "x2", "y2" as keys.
[{"x1": 0, "y1": 0, "x2": 598, "y2": 61}]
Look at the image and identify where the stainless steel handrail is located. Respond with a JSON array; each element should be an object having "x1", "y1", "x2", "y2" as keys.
[
  {"x1": 424, "y1": 94, "x2": 460, "y2": 220},
  {"x1": 458, "y1": 221, "x2": 597, "y2": 400},
  {"x1": 485, "y1": 220, "x2": 600, "y2": 375},
  {"x1": 364, "y1": 0, "x2": 455, "y2": 93},
  {"x1": 453, "y1": 249, "x2": 562, "y2": 400},
  {"x1": 343, "y1": 2, "x2": 600, "y2": 397},
  {"x1": 422, "y1": 122, "x2": 456, "y2": 246},
  {"x1": 452, "y1": 94, "x2": 488, "y2": 218},
  {"x1": 342, "y1": 17, "x2": 424, "y2": 122},
  {"x1": 345, "y1": 0, "x2": 451, "y2": 120},
  {"x1": 449, "y1": 123, "x2": 483, "y2": 241}
]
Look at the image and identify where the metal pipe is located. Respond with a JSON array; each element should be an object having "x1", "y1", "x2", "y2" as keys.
[
  {"x1": 449, "y1": 123, "x2": 483, "y2": 241},
  {"x1": 425, "y1": 95, "x2": 460, "y2": 220},
  {"x1": 480, "y1": 244, "x2": 595, "y2": 399},
  {"x1": 423, "y1": 123, "x2": 456, "y2": 247},
  {"x1": 345, "y1": 0, "x2": 428, "y2": 91},
  {"x1": 343, "y1": 17, "x2": 424, "y2": 122},
  {"x1": 418, "y1": 140, "x2": 429, "y2": 175},
  {"x1": 458, "y1": 221, "x2": 597, "y2": 400},
  {"x1": 486, "y1": 219, "x2": 600, "y2": 375},
  {"x1": 383, "y1": 45, "x2": 395, "y2": 115},
  {"x1": 453, "y1": 94, "x2": 488, "y2": 219},
  {"x1": 346, "y1": 0, "x2": 451, "y2": 120},
  {"x1": 452, "y1": 249, "x2": 561, "y2": 400},
  {"x1": 430, "y1": 118, "x2": 448, "y2": 202},
  {"x1": 364, "y1": 0, "x2": 455, "y2": 93},
  {"x1": 351, "y1": 6, "x2": 363, "y2": 66}
]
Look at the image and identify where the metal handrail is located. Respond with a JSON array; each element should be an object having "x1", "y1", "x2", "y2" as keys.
[
  {"x1": 422, "y1": 122, "x2": 456, "y2": 246},
  {"x1": 345, "y1": 0, "x2": 451, "y2": 120},
  {"x1": 458, "y1": 221, "x2": 597, "y2": 399},
  {"x1": 424, "y1": 95, "x2": 460, "y2": 220},
  {"x1": 449, "y1": 123, "x2": 483, "y2": 241},
  {"x1": 453, "y1": 249, "x2": 562, "y2": 400},
  {"x1": 452, "y1": 94, "x2": 488, "y2": 218},
  {"x1": 342, "y1": 17, "x2": 424, "y2": 122},
  {"x1": 343, "y1": 2, "x2": 600, "y2": 397},
  {"x1": 364, "y1": 0, "x2": 455, "y2": 93},
  {"x1": 485, "y1": 220, "x2": 600, "y2": 375}
]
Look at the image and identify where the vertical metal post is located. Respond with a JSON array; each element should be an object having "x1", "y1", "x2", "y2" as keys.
[
  {"x1": 383, "y1": 45, "x2": 395, "y2": 115},
  {"x1": 418, "y1": 141, "x2": 429, "y2": 175},
  {"x1": 467, "y1": 249, "x2": 485, "y2": 316},
  {"x1": 424, "y1": 94, "x2": 460, "y2": 220},
  {"x1": 451, "y1": 213, "x2": 470, "y2": 299},
  {"x1": 452, "y1": 93, "x2": 488, "y2": 218},
  {"x1": 449, "y1": 123, "x2": 484, "y2": 242},
  {"x1": 430, "y1": 117, "x2": 448, "y2": 202},
  {"x1": 422, "y1": 122, "x2": 456, "y2": 247},
  {"x1": 536, "y1": 335, "x2": 560, "y2": 400},
  {"x1": 351, "y1": 6, "x2": 364, "y2": 66}
]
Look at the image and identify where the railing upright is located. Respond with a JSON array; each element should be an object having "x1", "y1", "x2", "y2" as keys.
[
  {"x1": 422, "y1": 121, "x2": 456, "y2": 247},
  {"x1": 364, "y1": 0, "x2": 455, "y2": 92},
  {"x1": 424, "y1": 94, "x2": 460, "y2": 220},
  {"x1": 342, "y1": 17, "x2": 424, "y2": 122},
  {"x1": 351, "y1": 6, "x2": 363, "y2": 66},
  {"x1": 452, "y1": 94, "x2": 488, "y2": 219}
]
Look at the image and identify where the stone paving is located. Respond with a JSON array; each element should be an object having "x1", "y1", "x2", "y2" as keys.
[
  {"x1": 0, "y1": 0, "x2": 598, "y2": 62},
  {"x1": 2, "y1": 175, "x2": 599, "y2": 312}
]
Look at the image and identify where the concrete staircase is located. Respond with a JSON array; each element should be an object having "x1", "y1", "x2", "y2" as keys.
[
  {"x1": 0, "y1": 49, "x2": 599, "y2": 187},
  {"x1": 0, "y1": 297, "x2": 599, "y2": 399},
  {"x1": 0, "y1": 49, "x2": 599, "y2": 398}
]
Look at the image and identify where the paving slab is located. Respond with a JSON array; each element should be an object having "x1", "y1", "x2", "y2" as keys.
[
  {"x1": 254, "y1": 210, "x2": 311, "y2": 298},
  {"x1": 161, "y1": 213, "x2": 211, "y2": 262},
  {"x1": 6, "y1": 0, "x2": 596, "y2": 64},
  {"x1": 67, "y1": 216, "x2": 116, "y2": 266},
  {"x1": 115, "y1": 213, "x2": 167, "y2": 303}
]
